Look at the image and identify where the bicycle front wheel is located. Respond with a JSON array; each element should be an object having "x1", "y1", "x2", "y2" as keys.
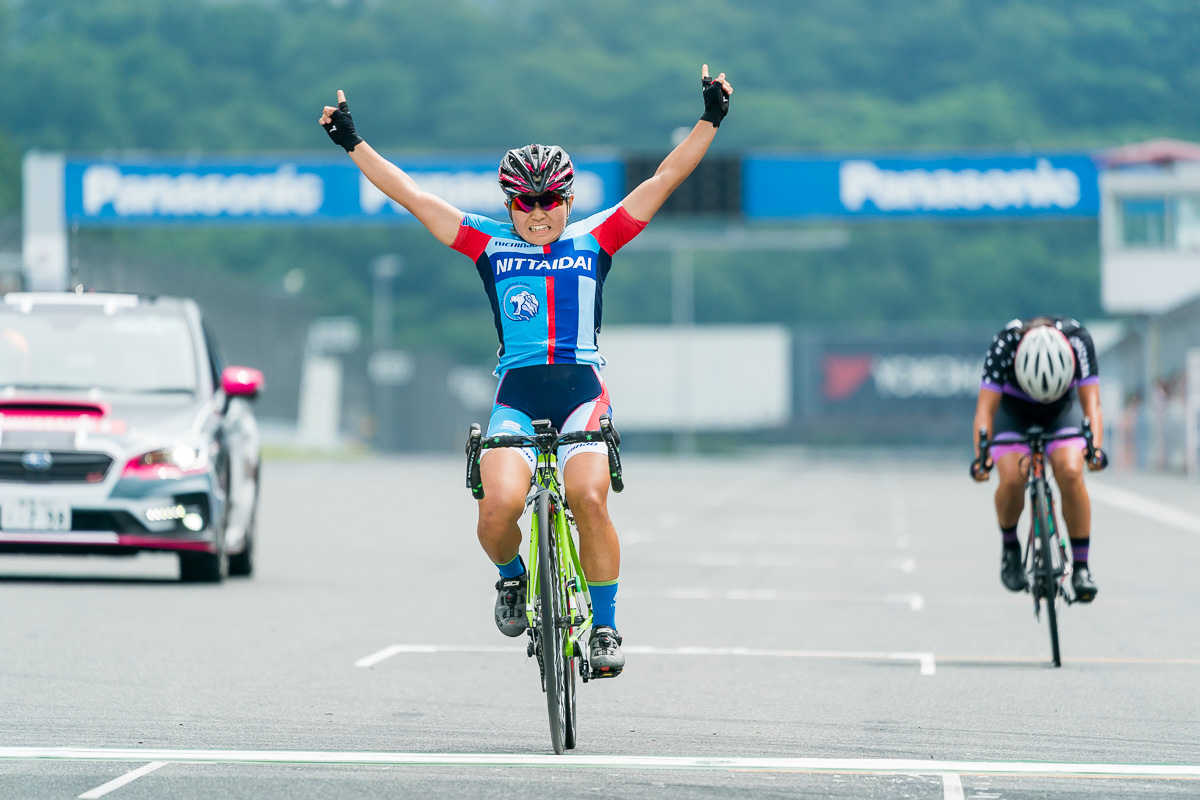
[
  {"x1": 536, "y1": 491, "x2": 569, "y2": 754},
  {"x1": 1033, "y1": 480, "x2": 1061, "y2": 667}
]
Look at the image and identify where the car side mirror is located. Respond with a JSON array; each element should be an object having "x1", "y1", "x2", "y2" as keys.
[{"x1": 221, "y1": 366, "x2": 264, "y2": 401}]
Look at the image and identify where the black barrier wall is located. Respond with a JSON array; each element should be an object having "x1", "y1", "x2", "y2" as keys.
[{"x1": 793, "y1": 325, "x2": 997, "y2": 445}]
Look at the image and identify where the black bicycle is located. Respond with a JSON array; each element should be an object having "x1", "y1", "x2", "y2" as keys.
[
  {"x1": 465, "y1": 415, "x2": 623, "y2": 754},
  {"x1": 973, "y1": 418, "x2": 1097, "y2": 667}
]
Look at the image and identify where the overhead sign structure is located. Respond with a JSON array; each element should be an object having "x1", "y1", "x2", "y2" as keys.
[
  {"x1": 62, "y1": 155, "x2": 624, "y2": 227},
  {"x1": 25, "y1": 148, "x2": 1104, "y2": 292},
  {"x1": 744, "y1": 154, "x2": 1100, "y2": 220}
]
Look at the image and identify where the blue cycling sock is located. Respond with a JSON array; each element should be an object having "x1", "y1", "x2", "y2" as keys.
[
  {"x1": 590, "y1": 580, "x2": 618, "y2": 630},
  {"x1": 496, "y1": 554, "x2": 525, "y2": 579}
]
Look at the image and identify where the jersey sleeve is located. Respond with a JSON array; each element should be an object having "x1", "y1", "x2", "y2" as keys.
[
  {"x1": 1069, "y1": 326, "x2": 1099, "y2": 384},
  {"x1": 981, "y1": 326, "x2": 1018, "y2": 392},
  {"x1": 590, "y1": 205, "x2": 648, "y2": 255},
  {"x1": 450, "y1": 213, "x2": 508, "y2": 260}
]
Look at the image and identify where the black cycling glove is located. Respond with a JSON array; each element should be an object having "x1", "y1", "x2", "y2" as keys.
[
  {"x1": 323, "y1": 100, "x2": 363, "y2": 152},
  {"x1": 1090, "y1": 448, "x2": 1109, "y2": 471},
  {"x1": 700, "y1": 75, "x2": 730, "y2": 128}
]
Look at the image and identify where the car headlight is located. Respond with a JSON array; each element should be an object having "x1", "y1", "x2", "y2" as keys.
[{"x1": 123, "y1": 443, "x2": 212, "y2": 480}]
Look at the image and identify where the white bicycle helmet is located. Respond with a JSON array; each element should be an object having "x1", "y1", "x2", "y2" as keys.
[{"x1": 1014, "y1": 324, "x2": 1076, "y2": 402}]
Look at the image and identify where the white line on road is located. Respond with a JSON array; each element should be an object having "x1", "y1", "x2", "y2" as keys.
[
  {"x1": 355, "y1": 643, "x2": 937, "y2": 675},
  {"x1": 1089, "y1": 483, "x2": 1200, "y2": 534},
  {"x1": 656, "y1": 588, "x2": 926, "y2": 610},
  {"x1": 673, "y1": 553, "x2": 918, "y2": 570},
  {"x1": 942, "y1": 772, "x2": 965, "y2": 800},
  {"x1": 354, "y1": 645, "x2": 411, "y2": 668},
  {"x1": 2, "y1": 748, "x2": 1195, "y2": 778},
  {"x1": 78, "y1": 761, "x2": 167, "y2": 799}
]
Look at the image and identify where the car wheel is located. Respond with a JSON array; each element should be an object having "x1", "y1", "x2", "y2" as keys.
[{"x1": 228, "y1": 510, "x2": 255, "y2": 578}]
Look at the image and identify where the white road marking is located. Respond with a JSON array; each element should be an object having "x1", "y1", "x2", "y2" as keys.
[
  {"x1": 1, "y1": 748, "x2": 1195, "y2": 778},
  {"x1": 1089, "y1": 483, "x2": 1200, "y2": 534},
  {"x1": 355, "y1": 643, "x2": 937, "y2": 675},
  {"x1": 675, "y1": 553, "x2": 917, "y2": 570},
  {"x1": 355, "y1": 645, "x2": 416, "y2": 668},
  {"x1": 942, "y1": 772, "x2": 965, "y2": 800},
  {"x1": 357, "y1": 644, "x2": 519, "y2": 667},
  {"x1": 656, "y1": 587, "x2": 926, "y2": 610},
  {"x1": 78, "y1": 761, "x2": 167, "y2": 798}
]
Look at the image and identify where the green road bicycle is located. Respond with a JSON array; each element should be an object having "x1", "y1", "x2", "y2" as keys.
[
  {"x1": 975, "y1": 418, "x2": 1097, "y2": 667},
  {"x1": 465, "y1": 415, "x2": 623, "y2": 754}
]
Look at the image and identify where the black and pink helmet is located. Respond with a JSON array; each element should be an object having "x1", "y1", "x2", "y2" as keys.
[{"x1": 498, "y1": 144, "x2": 575, "y2": 199}]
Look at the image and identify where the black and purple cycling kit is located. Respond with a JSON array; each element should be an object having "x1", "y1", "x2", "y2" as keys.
[{"x1": 981, "y1": 317, "x2": 1099, "y2": 458}]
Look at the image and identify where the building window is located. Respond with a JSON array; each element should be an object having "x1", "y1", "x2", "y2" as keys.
[
  {"x1": 1176, "y1": 194, "x2": 1200, "y2": 251},
  {"x1": 1120, "y1": 197, "x2": 1169, "y2": 246}
]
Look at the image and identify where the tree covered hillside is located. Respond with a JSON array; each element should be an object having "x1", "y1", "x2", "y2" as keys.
[{"x1": 0, "y1": 0, "x2": 1196, "y2": 359}]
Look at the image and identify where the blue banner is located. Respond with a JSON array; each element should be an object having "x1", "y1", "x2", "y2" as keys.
[
  {"x1": 744, "y1": 154, "x2": 1099, "y2": 219},
  {"x1": 64, "y1": 155, "x2": 624, "y2": 226}
]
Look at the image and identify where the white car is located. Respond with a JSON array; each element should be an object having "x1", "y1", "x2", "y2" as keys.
[{"x1": 0, "y1": 292, "x2": 263, "y2": 582}]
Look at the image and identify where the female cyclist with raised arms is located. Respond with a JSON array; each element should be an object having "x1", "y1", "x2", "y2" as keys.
[{"x1": 320, "y1": 65, "x2": 733, "y2": 675}]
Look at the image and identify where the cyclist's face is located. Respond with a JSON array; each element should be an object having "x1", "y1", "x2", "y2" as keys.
[{"x1": 509, "y1": 194, "x2": 571, "y2": 245}]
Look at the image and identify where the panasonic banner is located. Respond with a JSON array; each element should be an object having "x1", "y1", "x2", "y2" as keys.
[
  {"x1": 744, "y1": 154, "x2": 1099, "y2": 219},
  {"x1": 17, "y1": 152, "x2": 619, "y2": 289},
  {"x1": 63, "y1": 155, "x2": 623, "y2": 226}
]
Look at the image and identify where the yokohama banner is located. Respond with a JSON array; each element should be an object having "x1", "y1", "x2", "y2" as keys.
[{"x1": 793, "y1": 327, "x2": 996, "y2": 443}]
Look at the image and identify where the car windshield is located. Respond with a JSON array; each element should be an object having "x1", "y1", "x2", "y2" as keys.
[{"x1": 0, "y1": 307, "x2": 198, "y2": 395}]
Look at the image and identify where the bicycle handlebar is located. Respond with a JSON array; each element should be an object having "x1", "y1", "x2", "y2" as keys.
[
  {"x1": 972, "y1": 417, "x2": 1097, "y2": 480},
  {"x1": 465, "y1": 415, "x2": 624, "y2": 499}
]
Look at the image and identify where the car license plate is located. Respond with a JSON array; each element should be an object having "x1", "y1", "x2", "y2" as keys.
[{"x1": 0, "y1": 497, "x2": 72, "y2": 531}]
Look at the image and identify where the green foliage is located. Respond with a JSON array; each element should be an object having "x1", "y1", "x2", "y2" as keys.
[{"x1": 0, "y1": 0, "x2": 1194, "y2": 359}]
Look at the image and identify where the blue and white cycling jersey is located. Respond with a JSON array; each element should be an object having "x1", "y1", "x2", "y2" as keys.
[{"x1": 451, "y1": 205, "x2": 647, "y2": 376}]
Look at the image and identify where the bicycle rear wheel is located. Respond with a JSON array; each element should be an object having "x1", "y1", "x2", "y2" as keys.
[
  {"x1": 1033, "y1": 480, "x2": 1061, "y2": 667},
  {"x1": 536, "y1": 492, "x2": 570, "y2": 754}
]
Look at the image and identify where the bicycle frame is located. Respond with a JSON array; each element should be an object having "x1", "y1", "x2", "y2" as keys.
[
  {"x1": 526, "y1": 448, "x2": 594, "y2": 661},
  {"x1": 1021, "y1": 440, "x2": 1073, "y2": 606},
  {"x1": 466, "y1": 416, "x2": 623, "y2": 752},
  {"x1": 465, "y1": 415, "x2": 622, "y2": 675},
  {"x1": 975, "y1": 419, "x2": 1094, "y2": 667}
]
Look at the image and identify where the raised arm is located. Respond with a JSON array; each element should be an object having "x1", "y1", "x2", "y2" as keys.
[
  {"x1": 320, "y1": 90, "x2": 463, "y2": 246},
  {"x1": 621, "y1": 65, "x2": 732, "y2": 224}
]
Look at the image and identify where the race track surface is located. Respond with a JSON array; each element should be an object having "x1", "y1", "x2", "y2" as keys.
[{"x1": 1, "y1": 452, "x2": 1197, "y2": 799}]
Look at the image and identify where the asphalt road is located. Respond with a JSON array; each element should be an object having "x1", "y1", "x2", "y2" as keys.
[{"x1": 1, "y1": 450, "x2": 1198, "y2": 799}]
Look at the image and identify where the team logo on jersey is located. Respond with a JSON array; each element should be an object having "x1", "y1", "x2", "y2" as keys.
[{"x1": 503, "y1": 286, "x2": 540, "y2": 321}]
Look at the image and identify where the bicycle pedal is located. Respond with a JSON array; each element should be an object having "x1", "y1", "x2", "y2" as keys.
[{"x1": 590, "y1": 665, "x2": 623, "y2": 680}]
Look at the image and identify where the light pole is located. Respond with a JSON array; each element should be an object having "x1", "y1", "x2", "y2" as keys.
[
  {"x1": 370, "y1": 254, "x2": 403, "y2": 450},
  {"x1": 371, "y1": 254, "x2": 402, "y2": 348}
]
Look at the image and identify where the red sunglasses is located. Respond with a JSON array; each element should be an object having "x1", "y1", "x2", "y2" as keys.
[{"x1": 509, "y1": 191, "x2": 567, "y2": 213}]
